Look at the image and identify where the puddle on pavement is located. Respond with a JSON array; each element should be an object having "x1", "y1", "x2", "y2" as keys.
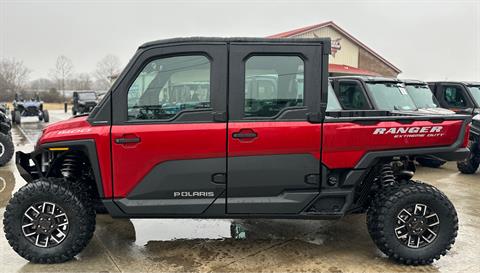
[
  {"x1": 131, "y1": 219, "x2": 233, "y2": 246},
  {"x1": 0, "y1": 169, "x2": 15, "y2": 209},
  {"x1": 128, "y1": 218, "x2": 335, "y2": 247}
]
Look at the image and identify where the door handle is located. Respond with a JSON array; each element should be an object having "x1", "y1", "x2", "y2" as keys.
[
  {"x1": 115, "y1": 137, "x2": 141, "y2": 144},
  {"x1": 232, "y1": 129, "x2": 257, "y2": 139}
]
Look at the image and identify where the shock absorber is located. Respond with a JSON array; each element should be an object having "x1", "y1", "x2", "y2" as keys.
[
  {"x1": 379, "y1": 163, "x2": 396, "y2": 187},
  {"x1": 60, "y1": 154, "x2": 81, "y2": 179}
]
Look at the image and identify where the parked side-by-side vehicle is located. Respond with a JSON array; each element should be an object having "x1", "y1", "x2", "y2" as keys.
[
  {"x1": 330, "y1": 76, "x2": 456, "y2": 168},
  {"x1": 4, "y1": 38, "x2": 470, "y2": 266},
  {"x1": 428, "y1": 81, "x2": 480, "y2": 173},
  {"x1": 11, "y1": 94, "x2": 50, "y2": 125},
  {"x1": 72, "y1": 91, "x2": 98, "y2": 116}
]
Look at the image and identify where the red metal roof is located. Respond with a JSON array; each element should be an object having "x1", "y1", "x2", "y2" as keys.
[
  {"x1": 329, "y1": 64, "x2": 380, "y2": 76},
  {"x1": 268, "y1": 21, "x2": 401, "y2": 73}
]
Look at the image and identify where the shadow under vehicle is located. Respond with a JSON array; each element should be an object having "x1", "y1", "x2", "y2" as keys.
[
  {"x1": 330, "y1": 76, "x2": 457, "y2": 168},
  {"x1": 427, "y1": 81, "x2": 480, "y2": 173},
  {"x1": 5, "y1": 37, "x2": 470, "y2": 266},
  {"x1": 72, "y1": 91, "x2": 98, "y2": 116},
  {"x1": 11, "y1": 94, "x2": 49, "y2": 125}
]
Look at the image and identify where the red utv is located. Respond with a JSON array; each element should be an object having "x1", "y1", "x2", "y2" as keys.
[{"x1": 4, "y1": 38, "x2": 469, "y2": 265}]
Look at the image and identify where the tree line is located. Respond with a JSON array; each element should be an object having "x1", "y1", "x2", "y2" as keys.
[{"x1": 0, "y1": 55, "x2": 121, "y2": 102}]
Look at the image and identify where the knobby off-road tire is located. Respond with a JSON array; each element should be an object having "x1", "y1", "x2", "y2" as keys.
[
  {"x1": 367, "y1": 182, "x2": 458, "y2": 265},
  {"x1": 14, "y1": 111, "x2": 21, "y2": 125},
  {"x1": 3, "y1": 178, "x2": 96, "y2": 263},
  {"x1": 43, "y1": 110, "x2": 50, "y2": 123},
  {"x1": 0, "y1": 133, "x2": 14, "y2": 166},
  {"x1": 416, "y1": 158, "x2": 446, "y2": 168},
  {"x1": 457, "y1": 159, "x2": 479, "y2": 174},
  {"x1": 457, "y1": 141, "x2": 479, "y2": 174}
]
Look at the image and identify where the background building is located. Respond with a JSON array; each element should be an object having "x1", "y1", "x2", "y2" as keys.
[{"x1": 269, "y1": 21, "x2": 401, "y2": 77}]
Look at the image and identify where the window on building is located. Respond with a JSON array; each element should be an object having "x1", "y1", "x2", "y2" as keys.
[
  {"x1": 244, "y1": 56, "x2": 304, "y2": 118},
  {"x1": 127, "y1": 55, "x2": 211, "y2": 120}
]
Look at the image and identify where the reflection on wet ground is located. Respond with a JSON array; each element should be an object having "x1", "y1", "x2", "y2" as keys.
[{"x1": 0, "y1": 110, "x2": 479, "y2": 272}]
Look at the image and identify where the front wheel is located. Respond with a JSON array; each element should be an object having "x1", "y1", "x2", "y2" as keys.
[
  {"x1": 457, "y1": 140, "x2": 479, "y2": 174},
  {"x1": 367, "y1": 183, "x2": 457, "y2": 265},
  {"x1": 43, "y1": 110, "x2": 49, "y2": 123},
  {"x1": 3, "y1": 179, "x2": 96, "y2": 263}
]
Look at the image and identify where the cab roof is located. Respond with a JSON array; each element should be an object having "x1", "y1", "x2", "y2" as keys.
[
  {"x1": 139, "y1": 37, "x2": 331, "y2": 53},
  {"x1": 428, "y1": 81, "x2": 480, "y2": 86}
]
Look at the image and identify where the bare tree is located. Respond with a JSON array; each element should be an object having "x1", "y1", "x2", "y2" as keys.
[
  {"x1": 50, "y1": 55, "x2": 73, "y2": 100},
  {"x1": 94, "y1": 54, "x2": 121, "y2": 90},
  {"x1": 0, "y1": 58, "x2": 31, "y2": 100},
  {"x1": 30, "y1": 78, "x2": 55, "y2": 91}
]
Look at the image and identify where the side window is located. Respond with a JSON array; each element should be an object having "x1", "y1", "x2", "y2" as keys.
[
  {"x1": 443, "y1": 86, "x2": 467, "y2": 108},
  {"x1": 127, "y1": 55, "x2": 210, "y2": 121},
  {"x1": 337, "y1": 81, "x2": 370, "y2": 110},
  {"x1": 244, "y1": 56, "x2": 304, "y2": 118}
]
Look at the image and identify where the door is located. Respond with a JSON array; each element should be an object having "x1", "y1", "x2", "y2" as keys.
[
  {"x1": 111, "y1": 44, "x2": 228, "y2": 215},
  {"x1": 227, "y1": 43, "x2": 324, "y2": 214},
  {"x1": 438, "y1": 84, "x2": 475, "y2": 115}
]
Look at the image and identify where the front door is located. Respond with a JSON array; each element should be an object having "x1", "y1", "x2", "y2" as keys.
[
  {"x1": 111, "y1": 44, "x2": 228, "y2": 215},
  {"x1": 226, "y1": 43, "x2": 324, "y2": 214}
]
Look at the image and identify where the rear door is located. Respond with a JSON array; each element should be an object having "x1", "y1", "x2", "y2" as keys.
[
  {"x1": 110, "y1": 43, "x2": 228, "y2": 215},
  {"x1": 226, "y1": 42, "x2": 324, "y2": 214}
]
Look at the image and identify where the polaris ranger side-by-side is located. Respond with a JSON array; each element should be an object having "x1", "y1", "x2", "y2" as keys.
[
  {"x1": 428, "y1": 81, "x2": 480, "y2": 173},
  {"x1": 330, "y1": 76, "x2": 455, "y2": 168},
  {"x1": 4, "y1": 38, "x2": 469, "y2": 265}
]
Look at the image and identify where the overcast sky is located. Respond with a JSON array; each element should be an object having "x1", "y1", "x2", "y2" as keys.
[{"x1": 0, "y1": 0, "x2": 479, "y2": 81}]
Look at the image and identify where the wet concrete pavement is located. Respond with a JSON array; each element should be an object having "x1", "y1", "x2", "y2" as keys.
[{"x1": 0, "y1": 110, "x2": 479, "y2": 272}]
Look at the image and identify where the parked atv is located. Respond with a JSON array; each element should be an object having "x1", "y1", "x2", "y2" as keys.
[
  {"x1": 0, "y1": 109, "x2": 14, "y2": 166},
  {"x1": 11, "y1": 94, "x2": 50, "y2": 125},
  {"x1": 428, "y1": 81, "x2": 480, "y2": 173},
  {"x1": 72, "y1": 91, "x2": 98, "y2": 115},
  {"x1": 4, "y1": 38, "x2": 469, "y2": 265}
]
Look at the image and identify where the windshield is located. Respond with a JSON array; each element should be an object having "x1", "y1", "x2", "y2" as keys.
[
  {"x1": 78, "y1": 92, "x2": 97, "y2": 100},
  {"x1": 327, "y1": 84, "x2": 342, "y2": 111},
  {"x1": 367, "y1": 82, "x2": 417, "y2": 111},
  {"x1": 468, "y1": 86, "x2": 480, "y2": 105},
  {"x1": 405, "y1": 84, "x2": 439, "y2": 109}
]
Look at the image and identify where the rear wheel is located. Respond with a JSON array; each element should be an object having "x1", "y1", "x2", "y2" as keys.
[
  {"x1": 0, "y1": 133, "x2": 14, "y2": 166},
  {"x1": 3, "y1": 179, "x2": 96, "y2": 263},
  {"x1": 367, "y1": 183, "x2": 457, "y2": 265},
  {"x1": 14, "y1": 111, "x2": 21, "y2": 125},
  {"x1": 43, "y1": 110, "x2": 49, "y2": 123},
  {"x1": 416, "y1": 157, "x2": 446, "y2": 168}
]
